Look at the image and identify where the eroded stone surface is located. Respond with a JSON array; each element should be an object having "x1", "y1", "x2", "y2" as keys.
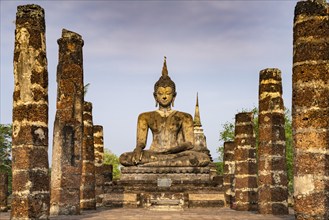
[
  {"x1": 80, "y1": 102, "x2": 96, "y2": 210},
  {"x1": 293, "y1": 1, "x2": 329, "y2": 219},
  {"x1": 0, "y1": 173, "x2": 8, "y2": 212},
  {"x1": 94, "y1": 125, "x2": 105, "y2": 205},
  {"x1": 11, "y1": 4, "x2": 50, "y2": 219},
  {"x1": 258, "y1": 68, "x2": 288, "y2": 214},
  {"x1": 233, "y1": 112, "x2": 257, "y2": 211},
  {"x1": 50, "y1": 29, "x2": 84, "y2": 215},
  {"x1": 223, "y1": 141, "x2": 235, "y2": 208}
]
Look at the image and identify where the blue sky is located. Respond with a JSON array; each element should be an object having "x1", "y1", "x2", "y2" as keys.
[{"x1": 1, "y1": 0, "x2": 299, "y2": 163}]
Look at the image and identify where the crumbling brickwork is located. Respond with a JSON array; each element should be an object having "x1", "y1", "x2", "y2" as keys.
[
  {"x1": 233, "y1": 112, "x2": 258, "y2": 211},
  {"x1": 80, "y1": 102, "x2": 96, "y2": 210},
  {"x1": 0, "y1": 173, "x2": 8, "y2": 212},
  {"x1": 223, "y1": 141, "x2": 235, "y2": 208},
  {"x1": 94, "y1": 125, "x2": 105, "y2": 203},
  {"x1": 50, "y1": 29, "x2": 84, "y2": 215},
  {"x1": 258, "y1": 68, "x2": 288, "y2": 214},
  {"x1": 11, "y1": 4, "x2": 50, "y2": 219},
  {"x1": 293, "y1": 1, "x2": 329, "y2": 219}
]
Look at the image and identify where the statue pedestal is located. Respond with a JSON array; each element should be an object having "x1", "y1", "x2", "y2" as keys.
[{"x1": 100, "y1": 166, "x2": 225, "y2": 210}]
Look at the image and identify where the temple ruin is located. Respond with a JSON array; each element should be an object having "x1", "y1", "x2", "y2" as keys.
[
  {"x1": 50, "y1": 29, "x2": 84, "y2": 215},
  {"x1": 223, "y1": 141, "x2": 235, "y2": 208},
  {"x1": 80, "y1": 101, "x2": 96, "y2": 210},
  {"x1": 94, "y1": 125, "x2": 105, "y2": 203},
  {"x1": 233, "y1": 112, "x2": 258, "y2": 211},
  {"x1": 11, "y1": 4, "x2": 50, "y2": 219},
  {"x1": 0, "y1": 173, "x2": 8, "y2": 212},
  {"x1": 293, "y1": 1, "x2": 329, "y2": 219},
  {"x1": 258, "y1": 68, "x2": 288, "y2": 214}
]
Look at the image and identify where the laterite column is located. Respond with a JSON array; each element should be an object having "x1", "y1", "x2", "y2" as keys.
[
  {"x1": 223, "y1": 141, "x2": 235, "y2": 208},
  {"x1": 80, "y1": 102, "x2": 96, "y2": 210},
  {"x1": 50, "y1": 29, "x2": 84, "y2": 215},
  {"x1": 293, "y1": 1, "x2": 329, "y2": 219},
  {"x1": 258, "y1": 68, "x2": 288, "y2": 214},
  {"x1": 94, "y1": 125, "x2": 105, "y2": 203},
  {"x1": 11, "y1": 4, "x2": 50, "y2": 219},
  {"x1": 234, "y1": 112, "x2": 258, "y2": 211},
  {"x1": 0, "y1": 173, "x2": 8, "y2": 212}
]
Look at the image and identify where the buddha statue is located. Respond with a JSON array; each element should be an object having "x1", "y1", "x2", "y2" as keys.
[{"x1": 119, "y1": 57, "x2": 211, "y2": 167}]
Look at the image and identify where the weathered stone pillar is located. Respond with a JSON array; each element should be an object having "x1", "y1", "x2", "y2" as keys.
[
  {"x1": 11, "y1": 4, "x2": 50, "y2": 219},
  {"x1": 80, "y1": 102, "x2": 96, "y2": 210},
  {"x1": 293, "y1": 1, "x2": 329, "y2": 219},
  {"x1": 223, "y1": 141, "x2": 235, "y2": 208},
  {"x1": 94, "y1": 125, "x2": 104, "y2": 167},
  {"x1": 0, "y1": 173, "x2": 8, "y2": 212},
  {"x1": 258, "y1": 68, "x2": 288, "y2": 214},
  {"x1": 233, "y1": 112, "x2": 258, "y2": 211},
  {"x1": 94, "y1": 125, "x2": 104, "y2": 203},
  {"x1": 50, "y1": 29, "x2": 84, "y2": 215}
]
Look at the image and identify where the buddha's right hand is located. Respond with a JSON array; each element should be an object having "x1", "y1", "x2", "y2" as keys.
[{"x1": 132, "y1": 147, "x2": 143, "y2": 165}]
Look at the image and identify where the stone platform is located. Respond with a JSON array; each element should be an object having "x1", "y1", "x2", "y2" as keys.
[{"x1": 100, "y1": 166, "x2": 224, "y2": 209}]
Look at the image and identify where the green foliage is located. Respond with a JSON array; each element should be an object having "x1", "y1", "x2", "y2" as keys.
[
  {"x1": 84, "y1": 83, "x2": 90, "y2": 96},
  {"x1": 217, "y1": 121, "x2": 235, "y2": 161},
  {"x1": 213, "y1": 162, "x2": 223, "y2": 175},
  {"x1": 284, "y1": 109, "x2": 294, "y2": 193},
  {"x1": 103, "y1": 149, "x2": 121, "y2": 180},
  {"x1": 0, "y1": 124, "x2": 12, "y2": 193}
]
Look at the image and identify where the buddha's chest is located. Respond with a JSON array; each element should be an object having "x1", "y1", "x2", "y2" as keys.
[{"x1": 148, "y1": 114, "x2": 182, "y2": 134}]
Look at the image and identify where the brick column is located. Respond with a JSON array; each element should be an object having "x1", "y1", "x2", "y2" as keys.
[
  {"x1": 80, "y1": 102, "x2": 96, "y2": 210},
  {"x1": 258, "y1": 68, "x2": 288, "y2": 214},
  {"x1": 233, "y1": 112, "x2": 258, "y2": 211},
  {"x1": 50, "y1": 29, "x2": 84, "y2": 215},
  {"x1": 94, "y1": 125, "x2": 104, "y2": 203},
  {"x1": 0, "y1": 173, "x2": 8, "y2": 212},
  {"x1": 223, "y1": 141, "x2": 235, "y2": 208},
  {"x1": 11, "y1": 4, "x2": 50, "y2": 218},
  {"x1": 293, "y1": 1, "x2": 329, "y2": 219}
]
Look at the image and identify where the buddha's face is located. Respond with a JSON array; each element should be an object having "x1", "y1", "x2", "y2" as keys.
[{"x1": 155, "y1": 86, "x2": 175, "y2": 107}]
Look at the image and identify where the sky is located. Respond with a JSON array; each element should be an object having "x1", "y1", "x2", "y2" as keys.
[{"x1": 1, "y1": 0, "x2": 300, "y2": 164}]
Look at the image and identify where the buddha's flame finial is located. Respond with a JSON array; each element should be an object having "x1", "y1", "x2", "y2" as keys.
[
  {"x1": 162, "y1": 56, "x2": 168, "y2": 76},
  {"x1": 194, "y1": 93, "x2": 202, "y2": 127}
]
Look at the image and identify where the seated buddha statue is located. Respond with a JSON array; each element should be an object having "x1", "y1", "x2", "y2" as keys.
[{"x1": 119, "y1": 57, "x2": 211, "y2": 167}]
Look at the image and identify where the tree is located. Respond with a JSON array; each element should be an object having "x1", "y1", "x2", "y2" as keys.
[
  {"x1": 103, "y1": 150, "x2": 121, "y2": 180},
  {"x1": 217, "y1": 108, "x2": 293, "y2": 192},
  {"x1": 0, "y1": 124, "x2": 12, "y2": 193}
]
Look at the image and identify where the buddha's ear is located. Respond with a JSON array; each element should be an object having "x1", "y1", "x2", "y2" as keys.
[
  {"x1": 173, "y1": 92, "x2": 177, "y2": 97},
  {"x1": 153, "y1": 92, "x2": 157, "y2": 99}
]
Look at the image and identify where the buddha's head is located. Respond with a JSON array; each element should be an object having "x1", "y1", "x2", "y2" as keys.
[{"x1": 154, "y1": 57, "x2": 177, "y2": 108}]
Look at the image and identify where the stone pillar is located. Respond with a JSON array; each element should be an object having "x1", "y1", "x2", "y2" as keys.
[
  {"x1": 233, "y1": 112, "x2": 258, "y2": 211},
  {"x1": 80, "y1": 102, "x2": 96, "y2": 210},
  {"x1": 11, "y1": 4, "x2": 50, "y2": 219},
  {"x1": 293, "y1": 1, "x2": 329, "y2": 219},
  {"x1": 94, "y1": 125, "x2": 104, "y2": 167},
  {"x1": 223, "y1": 141, "x2": 235, "y2": 208},
  {"x1": 0, "y1": 173, "x2": 8, "y2": 212},
  {"x1": 258, "y1": 68, "x2": 288, "y2": 214},
  {"x1": 50, "y1": 29, "x2": 84, "y2": 215},
  {"x1": 94, "y1": 125, "x2": 104, "y2": 203}
]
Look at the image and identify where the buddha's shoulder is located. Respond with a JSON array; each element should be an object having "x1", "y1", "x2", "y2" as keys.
[
  {"x1": 137, "y1": 111, "x2": 157, "y2": 119},
  {"x1": 174, "y1": 111, "x2": 193, "y2": 119}
]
